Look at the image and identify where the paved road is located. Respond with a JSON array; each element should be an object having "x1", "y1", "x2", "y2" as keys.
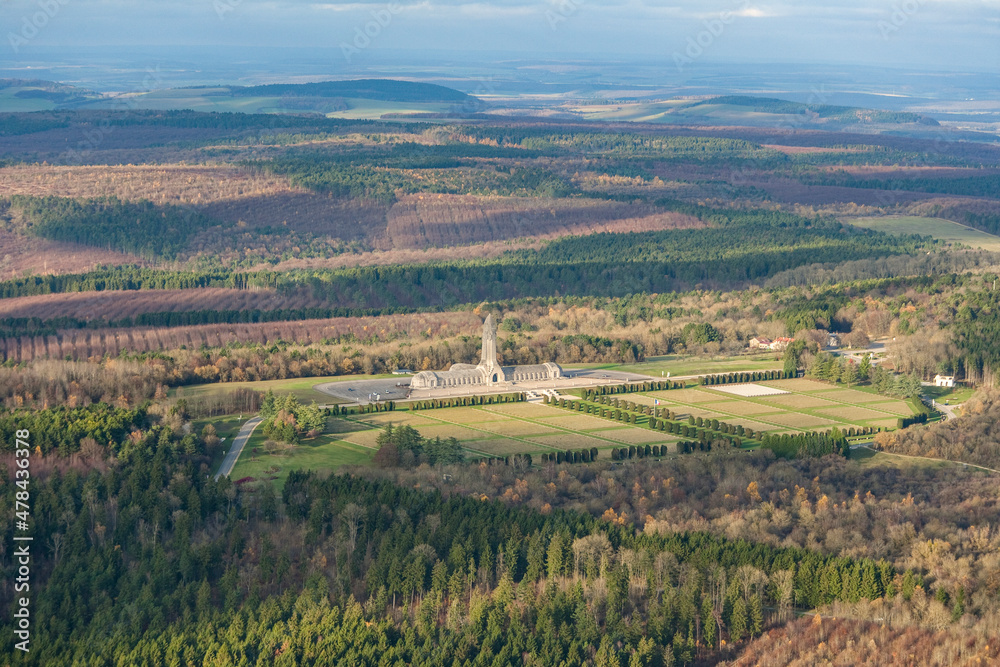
[
  {"x1": 215, "y1": 416, "x2": 262, "y2": 481},
  {"x1": 935, "y1": 402, "x2": 960, "y2": 421}
]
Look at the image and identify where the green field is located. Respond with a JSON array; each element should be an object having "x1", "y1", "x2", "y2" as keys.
[
  {"x1": 850, "y1": 445, "x2": 955, "y2": 471},
  {"x1": 608, "y1": 353, "x2": 782, "y2": 378},
  {"x1": 845, "y1": 216, "x2": 1000, "y2": 251},
  {"x1": 635, "y1": 378, "x2": 918, "y2": 435},
  {"x1": 227, "y1": 376, "x2": 920, "y2": 488},
  {"x1": 230, "y1": 429, "x2": 374, "y2": 486},
  {"x1": 78, "y1": 90, "x2": 453, "y2": 119},
  {"x1": 922, "y1": 384, "x2": 976, "y2": 404},
  {"x1": 340, "y1": 402, "x2": 680, "y2": 459},
  {"x1": 173, "y1": 374, "x2": 393, "y2": 405}
]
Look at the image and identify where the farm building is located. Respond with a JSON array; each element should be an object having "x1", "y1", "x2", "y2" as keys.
[
  {"x1": 410, "y1": 314, "x2": 563, "y2": 389},
  {"x1": 749, "y1": 337, "x2": 772, "y2": 350},
  {"x1": 769, "y1": 337, "x2": 794, "y2": 351}
]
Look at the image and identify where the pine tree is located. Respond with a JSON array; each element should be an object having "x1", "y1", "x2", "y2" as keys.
[
  {"x1": 749, "y1": 593, "x2": 763, "y2": 637},
  {"x1": 729, "y1": 597, "x2": 747, "y2": 642},
  {"x1": 702, "y1": 597, "x2": 717, "y2": 648}
]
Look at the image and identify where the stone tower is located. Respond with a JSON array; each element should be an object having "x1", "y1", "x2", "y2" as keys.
[{"x1": 479, "y1": 313, "x2": 501, "y2": 384}]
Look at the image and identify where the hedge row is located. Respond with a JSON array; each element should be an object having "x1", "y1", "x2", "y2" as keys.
[
  {"x1": 332, "y1": 401, "x2": 396, "y2": 415},
  {"x1": 699, "y1": 369, "x2": 794, "y2": 385},
  {"x1": 585, "y1": 380, "x2": 682, "y2": 397},
  {"x1": 410, "y1": 393, "x2": 525, "y2": 410},
  {"x1": 540, "y1": 448, "x2": 600, "y2": 464},
  {"x1": 479, "y1": 453, "x2": 533, "y2": 467}
]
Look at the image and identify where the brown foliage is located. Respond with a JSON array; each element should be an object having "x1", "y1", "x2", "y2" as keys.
[
  {"x1": 0, "y1": 227, "x2": 144, "y2": 279},
  {"x1": 0, "y1": 287, "x2": 332, "y2": 321},
  {"x1": 723, "y1": 616, "x2": 1000, "y2": 667},
  {"x1": 0, "y1": 164, "x2": 300, "y2": 204},
  {"x1": 876, "y1": 390, "x2": 1000, "y2": 469}
]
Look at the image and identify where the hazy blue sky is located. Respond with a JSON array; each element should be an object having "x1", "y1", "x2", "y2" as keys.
[{"x1": 3, "y1": 0, "x2": 998, "y2": 72}]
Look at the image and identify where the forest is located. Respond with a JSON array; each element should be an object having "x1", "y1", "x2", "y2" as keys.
[
  {"x1": 0, "y1": 405, "x2": 907, "y2": 666},
  {"x1": 2, "y1": 104, "x2": 1000, "y2": 665}
]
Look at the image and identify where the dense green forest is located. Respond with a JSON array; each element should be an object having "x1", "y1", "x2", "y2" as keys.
[
  {"x1": 0, "y1": 404, "x2": 906, "y2": 665},
  {"x1": 950, "y1": 285, "x2": 1000, "y2": 385},
  {"x1": 802, "y1": 172, "x2": 1000, "y2": 199},
  {"x1": 0, "y1": 205, "x2": 933, "y2": 308},
  {"x1": 258, "y1": 155, "x2": 573, "y2": 203},
  {"x1": 290, "y1": 221, "x2": 931, "y2": 307}
]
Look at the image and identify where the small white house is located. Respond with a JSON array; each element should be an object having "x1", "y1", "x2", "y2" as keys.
[{"x1": 934, "y1": 374, "x2": 955, "y2": 388}]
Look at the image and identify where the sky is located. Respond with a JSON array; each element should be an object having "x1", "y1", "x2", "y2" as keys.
[{"x1": 2, "y1": 0, "x2": 999, "y2": 74}]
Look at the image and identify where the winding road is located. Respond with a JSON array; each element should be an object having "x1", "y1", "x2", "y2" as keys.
[{"x1": 214, "y1": 416, "x2": 262, "y2": 481}]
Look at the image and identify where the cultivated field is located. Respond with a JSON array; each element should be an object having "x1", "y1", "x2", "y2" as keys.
[{"x1": 846, "y1": 216, "x2": 1000, "y2": 251}]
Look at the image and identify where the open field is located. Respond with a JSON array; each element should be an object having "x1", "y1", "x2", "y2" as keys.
[
  {"x1": 341, "y1": 402, "x2": 679, "y2": 459},
  {"x1": 923, "y1": 384, "x2": 977, "y2": 404},
  {"x1": 845, "y1": 216, "x2": 1000, "y2": 251},
  {"x1": 850, "y1": 445, "x2": 958, "y2": 471},
  {"x1": 175, "y1": 375, "x2": 394, "y2": 405},
  {"x1": 641, "y1": 377, "x2": 919, "y2": 434},
  {"x1": 229, "y1": 432, "x2": 373, "y2": 486},
  {"x1": 611, "y1": 353, "x2": 782, "y2": 378},
  {"x1": 224, "y1": 374, "x2": 921, "y2": 484}
]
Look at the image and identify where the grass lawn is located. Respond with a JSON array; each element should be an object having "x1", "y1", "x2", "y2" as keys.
[
  {"x1": 612, "y1": 353, "x2": 782, "y2": 378},
  {"x1": 850, "y1": 446, "x2": 963, "y2": 471},
  {"x1": 173, "y1": 374, "x2": 393, "y2": 406},
  {"x1": 225, "y1": 373, "x2": 928, "y2": 490},
  {"x1": 230, "y1": 432, "x2": 373, "y2": 487},
  {"x1": 845, "y1": 216, "x2": 1000, "y2": 251},
  {"x1": 922, "y1": 385, "x2": 976, "y2": 404},
  {"x1": 636, "y1": 377, "x2": 921, "y2": 435}
]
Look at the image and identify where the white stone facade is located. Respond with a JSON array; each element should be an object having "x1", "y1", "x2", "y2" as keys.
[{"x1": 410, "y1": 314, "x2": 562, "y2": 389}]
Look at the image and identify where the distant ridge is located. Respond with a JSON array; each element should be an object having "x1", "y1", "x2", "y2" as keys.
[
  {"x1": 229, "y1": 79, "x2": 474, "y2": 103},
  {"x1": 700, "y1": 95, "x2": 936, "y2": 125}
]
